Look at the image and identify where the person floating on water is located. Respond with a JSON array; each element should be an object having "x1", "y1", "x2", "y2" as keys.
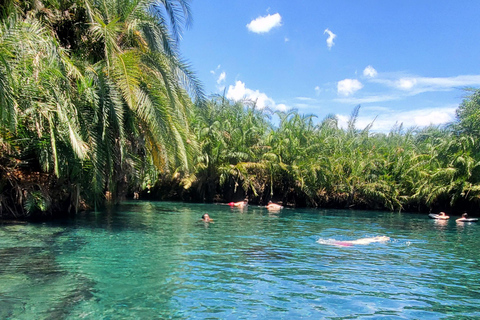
[
  {"x1": 229, "y1": 198, "x2": 248, "y2": 208},
  {"x1": 429, "y1": 211, "x2": 450, "y2": 220},
  {"x1": 457, "y1": 213, "x2": 468, "y2": 221},
  {"x1": 201, "y1": 213, "x2": 213, "y2": 222},
  {"x1": 455, "y1": 213, "x2": 478, "y2": 223},
  {"x1": 317, "y1": 236, "x2": 390, "y2": 247},
  {"x1": 266, "y1": 201, "x2": 283, "y2": 210},
  {"x1": 438, "y1": 212, "x2": 448, "y2": 218}
]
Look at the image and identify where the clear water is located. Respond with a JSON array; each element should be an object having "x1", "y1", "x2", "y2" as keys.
[{"x1": 1, "y1": 201, "x2": 479, "y2": 319}]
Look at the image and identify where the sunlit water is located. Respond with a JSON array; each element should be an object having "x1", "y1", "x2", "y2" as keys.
[{"x1": 1, "y1": 201, "x2": 479, "y2": 319}]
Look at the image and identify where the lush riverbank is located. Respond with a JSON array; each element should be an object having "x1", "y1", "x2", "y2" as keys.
[
  {"x1": 3, "y1": 98, "x2": 480, "y2": 219},
  {"x1": 144, "y1": 95, "x2": 480, "y2": 217},
  {"x1": 1, "y1": 1, "x2": 480, "y2": 220}
]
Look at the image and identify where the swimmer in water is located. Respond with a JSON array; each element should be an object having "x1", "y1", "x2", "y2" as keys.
[
  {"x1": 201, "y1": 213, "x2": 213, "y2": 222},
  {"x1": 438, "y1": 212, "x2": 449, "y2": 218},
  {"x1": 456, "y1": 213, "x2": 476, "y2": 223},
  {"x1": 266, "y1": 201, "x2": 283, "y2": 210},
  {"x1": 317, "y1": 236, "x2": 390, "y2": 247},
  {"x1": 229, "y1": 198, "x2": 248, "y2": 208}
]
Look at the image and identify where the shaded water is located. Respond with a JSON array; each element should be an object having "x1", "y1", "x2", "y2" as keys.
[{"x1": 1, "y1": 201, "x2": 479, "y2": 319}]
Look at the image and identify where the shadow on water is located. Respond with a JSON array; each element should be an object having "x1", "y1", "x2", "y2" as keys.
[
  {"x1": 0, "y1": 223, "x2": 98, "y2": 319},
  {"x1": 46, "y1": 275, "x2": 97, "y2": 319},
  {"x1": 242, "y1": 245, "x2": 290, "y2": 261},
  {"x1": 45, "y1": 201, "x2": 182, "y2": 234}
]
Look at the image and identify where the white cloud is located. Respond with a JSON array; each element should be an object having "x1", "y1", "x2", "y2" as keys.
[
  {"x1": 337, "y1": 79, "x2": 363, "y2": 96},
  {"x1": 247, "y1": 13, "x2": 282, "y2": 34},
  {"x1": 363, "y1": 65, "x2": 377, "y2": 78},
  {"x1": 324, "y1": 28, "x2": 336, "y2": 49},
  {"x1": 296, "y1": 97, "x2": 316, "y2": 101},
  {"x1": 226, "y1": 80, "x2": 288, "y2": 111},
  {"x1": 210, "y1": 68, "x2": 226, "y2": 92},
  {"x1": 336, "y1": 114, "x2": 350, "y2": 129},
  {"x1": 410, "y1": 108, "x2": 456, "y2": 126},
  {"x1": 336, "y1": 106, "x2": 456, "y2": 132},
  {"x1": 396, "y1": 78, "x2": 417, "y2": 90},
  {"x1": 226, "y1": 81, "x2": 248, "y2": 100},
  {"x1": 216, "y1": 71, "x2": 226, "y2": 84},
  {"x1": 335, "y1": 94, "x2": 398, "y2": 104},
  {"x1": 361, "y1": 106, "x2": 390, "y2": 113},
  {"x1": 210, "y1": 64, "x2": 221, "y2": 74},
  {"x1": 285, "y1": 37, "x2": 290, "y2": 42},
  {"x1": 419, "y1": 75, "x2": 480, "y2": 88},
  {"x1": 372, "y1": 74, "x2": 480, "y2": 94}
]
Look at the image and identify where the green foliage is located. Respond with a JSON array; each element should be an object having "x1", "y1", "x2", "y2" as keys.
[
  {"x1": 24, "y1": 190, "x2": 50, "y2": 214},
  {"x1": 455, "y1": 89, "x2": 480, "y2": 137},
  {"x1": 185, "y1": 95, "x2": 480, "y2": 213},
  {"x1": 0, "y1": 0, "x2": 202, "y2": 217},
  {"x1": 2, "y1": 1, "x2": 480, "y2": 216},
  {"x1": 185, "y1": 95, "x2": 270, "y2": 201}
]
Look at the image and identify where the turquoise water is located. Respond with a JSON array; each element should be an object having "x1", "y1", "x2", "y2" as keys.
[{"x1": 1, "y1": 201, "x2": 479, "y2": 319}]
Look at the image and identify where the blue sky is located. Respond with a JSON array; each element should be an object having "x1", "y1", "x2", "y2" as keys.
[{"x1": 180, "y1": 1, "x2": 480, "y2": 131}]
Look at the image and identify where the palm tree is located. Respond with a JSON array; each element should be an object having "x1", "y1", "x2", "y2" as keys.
[
  {"x1": 411, "y1": 127, "x2": 480, "y2": 210},
  {"x1": 0, "y1": 0, "x2": 203, "y2": 216},
  {"x1": 186, "y1": 96, "x2": 270, "y2": 202}
]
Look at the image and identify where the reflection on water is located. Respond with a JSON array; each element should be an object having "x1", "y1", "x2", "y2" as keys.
[{"x1": 1, "y1": 202, "x2": 480, "y2": 319}]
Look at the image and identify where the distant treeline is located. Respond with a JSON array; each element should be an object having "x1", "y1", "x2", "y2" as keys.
[
  {"x1": 150, "y1": 93, "x2": 480, "y2": 216},
  {"x1": 1, "y1": 1, "x2": 480, "y2": 219}
]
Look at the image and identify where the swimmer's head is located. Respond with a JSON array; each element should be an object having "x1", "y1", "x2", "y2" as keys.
[
  {"x1": 462, "y1": 213, "x2": 468, "y2": 218},
  {"x1": 202, "y1": 213, "x2": 210, "y2": 221}
]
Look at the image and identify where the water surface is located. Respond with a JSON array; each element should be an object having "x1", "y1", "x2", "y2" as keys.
[{"x1": 1, "y1": 202, "x2": 479, "y2": 319}]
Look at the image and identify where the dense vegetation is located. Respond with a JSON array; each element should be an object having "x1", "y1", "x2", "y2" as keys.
[
  {"x1": 0, "y1": 0, "x2": 202, "y2": 218},
  {"x1": 1, "y1": 0, "x2": 480, "y2": 218},
  {"x1": 150, "y1": 95, "x2": 480, "y2": 215}
]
